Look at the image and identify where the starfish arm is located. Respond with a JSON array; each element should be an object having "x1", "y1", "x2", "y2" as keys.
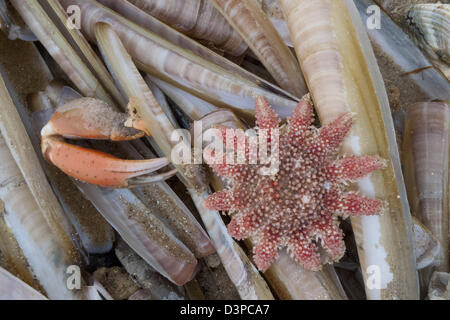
[
  {"x1": 204, "y1": 189, "x2": 245, "y2": 211},
  {"x1": 288, "y1": 95, "x2": 315, "y2": 146},
  {"x1": 315, "y1": 220, "x2": 346, "y2": 261},
  {"x1": 255, "y1": 96, "x2": 279, "y2": 130},
  {"x1": 210, "y1": 163, "x2": 250, "y2": 180},
  {"x1": 326, "y1": 191, "x2": 385, "y2": 216},
  {"x1": 287, "y1": 232, "x2": 322, "y2": 271},
  {"x1": 227, "y1": 210, "x2": 263, "y2": 240},
  {"x1": 313, "y1": 113, "x2": 353, "y2": 159},
  {"x1": 326, "y1": 155, "x2": 387, "y2": 182},
  {"x1": 252, "y1": 226, "x2": 282, "y2": 271}
]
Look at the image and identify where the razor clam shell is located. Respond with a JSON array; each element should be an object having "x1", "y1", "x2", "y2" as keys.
[
  {"x1": 145, "y1": 78, "x2": 179, "y2": 128},
  {"x1": 428, "y1": 272, "x2": 450, "y2": 300},
  {"x1": 402, "y1": 102, "x2": 449, "y2": 272},
  {"x1": 191, "y1": 0, "x2": 247, "y2": 56},
  {"x1": 60, "y1": 0, "x2": 298, "y2": 119},
  {"x1": 0, "y1": 224, "x2": 10, "y2": 271},
  {"x1": 115, "y1": 238, "x2": 186, "y2": 300},
  {"x1": 0, "y1": 267, "x2": 47, "y2": 300},
  {"x1": 128, "y1": 0, "x2": 200, "y2": 32},
  {"x1": 114, "y1": 139, "x2": 215, "y2": 258},
  {"x1": 121, "y1": 107, "x2": 215, "y2": 258},
  {"x1": 117, "y1": 147, "x2": 214, "y2": 259},
  {"x1": 97, "y1": 0, "x2": 295, "y2": 100},
  {"x1": 76, "y1": 182, "x2": 197, "y2": 286},
  {"x1": 280, "y1": 0, "x2": 348, "y2": 122},
  {"x1": 261, "y1": 0, "x2": 284, "y2": 19},
  {"x1": 0, "y1": 133, "x2": 84, "y2": 300},
  {"x1": 412, "y1": 217, "x2": 441, "y2": 270},
  {"x1": 94, "y1": 20, "x2": 206, "y2": 190},
  {"x1": 127, "y1": 0, "x2": 247, "y2": 56},
  {"x1": 42, "y1": 0, "x2": 128, "y2": 108},
  {"x1": 265, "y1": 252, "x2": 347, "y2": 300},
  {"x1": 405, "y1": 4, "x2": 450, "y2": 80},
  {"x1": 268, "y1": 17, "x2": 293, "y2": 48},
  {"x1": 258, "y1": 0, "x2": 294, "y2": 47},
  {"x1": 209, "y1": 0, "x2": 306, "y2": 97},
  {"x1": 10, "y1": 0, "x2": 116, "y2": 106},
  {"x1": 147, "y1": 75, "x2": 217, "y2": 121},
  {"x1": 355, "y1": 0, "x2": 450, "y2": 102},
  {"x1": 192, "y1": 109, "x2": 244, "y2": 139},
  {"x1": 280, "y1": 0, "x2": 419, "y2": 299},
  {"x1": 0, "y1": 73, "x2": 79, "y2": 261},
  {"x1": 0, "y1": 212, "x2": 44, "y2": 292}
]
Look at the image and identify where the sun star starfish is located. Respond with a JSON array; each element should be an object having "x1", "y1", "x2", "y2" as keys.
[{"x1": 204, "y1": 95, "x2": 387, "y2": 271}]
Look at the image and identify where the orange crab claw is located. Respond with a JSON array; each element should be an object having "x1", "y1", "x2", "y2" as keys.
[
  {"x1": 41, "y1": 97, "x2": 149, "y2": 141},
  {"x1": 42, "y1": 137, "x2": 172, "y2": 188},
  {"x1": 41, "y1": 97, "x2": 175, "y2": 188}
]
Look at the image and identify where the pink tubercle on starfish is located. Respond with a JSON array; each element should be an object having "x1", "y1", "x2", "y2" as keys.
[{"x1": 204, "y1": 95, "x2": 387, "y2": 271}]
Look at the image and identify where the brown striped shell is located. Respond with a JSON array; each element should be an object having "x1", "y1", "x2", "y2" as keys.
[
  {"x1": 127, "y1": 0, "x2": 248, "y2": 56},
  {"x1": 403, "y1": 101, "x2": 449, "y2": 272}
]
